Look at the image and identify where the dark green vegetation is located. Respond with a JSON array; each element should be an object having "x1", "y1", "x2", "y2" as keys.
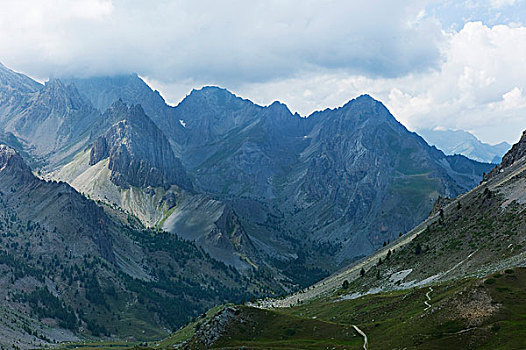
[
  {"x1": 0, "y1": 199, "x2": 255, "y2": 339},
  {"x1": 276, "y1": 268, "x2": 526, "y2": 350},
  {"x1": 78, "y1": 268, "x2": 526, "y2": 349}
]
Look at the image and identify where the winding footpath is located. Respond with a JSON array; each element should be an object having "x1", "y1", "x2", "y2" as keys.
[
  {"x1": 424, "y1": 286, "x2": 433, "y2": 311},
  {"x1": 352, "y1": 325, "x2": 368, "y2": 350}
]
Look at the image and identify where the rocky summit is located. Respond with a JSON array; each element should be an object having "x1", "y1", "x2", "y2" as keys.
[{"x1": 89, "y1": 100, "x2": 192, "y2": 190}]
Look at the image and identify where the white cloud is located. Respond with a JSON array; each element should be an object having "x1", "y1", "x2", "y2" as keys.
[
  {"x1": 489, "y1": 0, "x2": 517, "y2": 9},
  {"x1": 163, "y1": 20, "x2": 524, "y2": 144},
  {"x1": 0, "y1": 0, "x2": 443, "y2": 83},
  {"x1": 489, "y1": 87, "x2": 526, "y2": 110}
]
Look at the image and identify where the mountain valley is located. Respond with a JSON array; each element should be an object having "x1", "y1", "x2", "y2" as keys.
[{"x1": 162, "y1": 122, "x2": 526, "y2": 350}]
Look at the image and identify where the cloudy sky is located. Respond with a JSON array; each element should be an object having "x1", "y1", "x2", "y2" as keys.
[{"x1": 1, "y1": 0, "x2": 525, "y2": 144}]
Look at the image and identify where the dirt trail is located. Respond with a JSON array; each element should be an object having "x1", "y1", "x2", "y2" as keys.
[
  {"x1": 424, "y1": 287, "x2": 433, "y2": 311},
  {"x1": 352, "y1": 325, "x2": 368, "y2": 350}
]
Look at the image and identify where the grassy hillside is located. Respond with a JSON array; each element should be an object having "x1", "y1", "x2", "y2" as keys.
[
  {"x1": 68, "y1": 268, "x2": 526, "y2": 349},
  {"x1": 284, "y1": 268, "x2": 526, "y2": 349}
]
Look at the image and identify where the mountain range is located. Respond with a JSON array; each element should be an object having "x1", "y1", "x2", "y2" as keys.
[
  {"x1": 418, "y1": 128, "x2": 511, "y2": 164},
  {"x1": 0, "y1": 62, "x2": 499, "y2": 347},
  {"x1": 59, "y1": 74, "x2": 492, "y2": 271}
]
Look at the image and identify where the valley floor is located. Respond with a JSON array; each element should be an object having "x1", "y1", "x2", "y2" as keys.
[{"x1": 57, "y1": 267, "x2": 526, "y2": 350}]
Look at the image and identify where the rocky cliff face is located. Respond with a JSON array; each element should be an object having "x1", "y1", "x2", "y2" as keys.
[
  {"x1": 89, "y1": 100, "x2": 192, "y2": 190},
  {"x1": 485, "y1": 130, "x2": 526, "y2": 180}
]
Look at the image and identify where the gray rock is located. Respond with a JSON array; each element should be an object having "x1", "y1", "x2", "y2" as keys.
[{"x1": 90, "y1": 100, "x2": 192, "y2": 190}]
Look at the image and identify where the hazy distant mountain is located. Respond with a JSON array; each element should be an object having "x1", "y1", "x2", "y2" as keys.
[{"x1": 418, "y1": 128, "x2": 510, "y2": 164}]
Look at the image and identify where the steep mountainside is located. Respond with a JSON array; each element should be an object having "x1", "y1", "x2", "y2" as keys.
[
  {"x1": 64, "y1": 74, "x2": 184, "y2": 140},
  {"x1": 0, "y1": 145, "x2": 275, "y2": 349},
  {"x1": 486, "y1": 130, "x2": 526, "y2": 179},
  {"x1": 7, "y1": 79, "x2": 99, "y2": 159},
  {"x1": 259, "y1": 127, "x2": 526, "y2": 308},
  {"x1": 136, "y1": 87, "x2": 491, "y2": 267},
  {"x1": 89, "y1": 100, "x2": 192, "y2": 190},
  {"x1": 419, "y1": 128, "x2": 510, "y2": 163},
  {"x1": 50, "y1": 102, "x2": 259, "y2": 271},
  {"x1": 0, "y1": 63, "x2": 41, "y2": 117},
  {"x1": 0, "y1": 65, "x2": 101, "y2": 165},
  {"x1": 0, "y1": 62, "x2": 41, "y2": 93},
  {"x1": 268, "y1": 96, "x2": 491, "y2": 261}
]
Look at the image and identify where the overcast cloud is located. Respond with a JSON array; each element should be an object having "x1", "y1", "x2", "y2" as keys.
[{"x1": 1, "y1": 0, "x2": 525, "y2": 143}]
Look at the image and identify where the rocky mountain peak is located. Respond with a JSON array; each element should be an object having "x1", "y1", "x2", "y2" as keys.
[
  {"x1": 356, "y1": 93, "x2": 375, "y2": 101},
  {"x1": 485, "y1": 129, "x2": 526, "y2": 180},
  {"x1": 0, "y1": 144, "x2": 30, "y2": 175},
  {"x1": 90, "y1": 102, "x2": 193, "y2": 190},
  {"x1": 499, "y1": 130, "x2": 526, "y2": 168},
  {"x1": 0, "y1": 144, "x2": 36, "y2": 186},
  {"x1": 342, "y1": 94, "x2": 385, "y2": 112},
  {"x1": 267, "y1": 100, "x2": 292, "y2": 114},
  {"x1": 183, "y1": 86, "x2": 255, "y2": 111}
]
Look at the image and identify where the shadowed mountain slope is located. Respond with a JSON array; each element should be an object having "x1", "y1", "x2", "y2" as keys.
[{"x1": 0, "y1": 145, "x2": 276, "y2": 349}]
